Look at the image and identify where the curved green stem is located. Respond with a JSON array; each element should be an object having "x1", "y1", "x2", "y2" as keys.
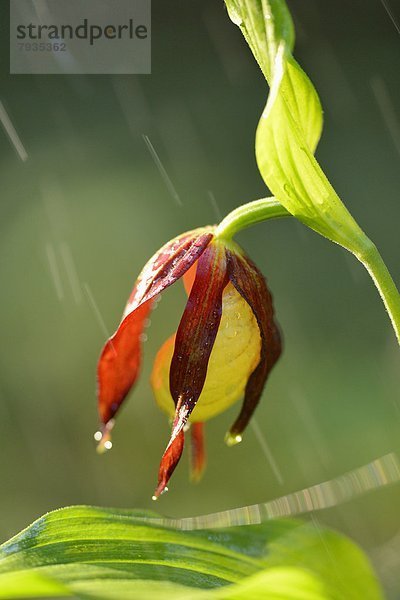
[
  {"x1": 356, "y1": 243, "x2": 400, "y2": 345},
  {"x1": 215, "y1": 197, "x2": 291, "y2": 240},
  {"x1": 215, "y1": 197, "x2": 400, "y2": 346}
]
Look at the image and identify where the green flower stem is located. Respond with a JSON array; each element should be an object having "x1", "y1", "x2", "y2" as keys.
[
  {"x1": 357, "y1": 243, "x2": 400, "y2": 346},
  {"x1": 215, "y1": 197, "x2": 291, "y2": 239},
  {"x1": 216, "y1": 197, "x2": 400, "y2": 345}
]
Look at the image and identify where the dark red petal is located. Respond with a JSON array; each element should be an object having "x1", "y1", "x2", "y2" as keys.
[
  {"x1": 96, "y1": 229, "x2": 213, "y2": 447},
  {"x1": 122, "y1": 229, "x2": 213, "y2": 318},
  {"x1": 153, "y1": 429, "x2": 185, "y2": 499},
  {"x1": 169, "y1": 241, "x2": 229, "y2": 442},
  {"x1": 226, "y1": 250, "x2": 282, "y2": 443},
  {"x1": 190, "y1": 422, "x2": 206, "y2": 483}
]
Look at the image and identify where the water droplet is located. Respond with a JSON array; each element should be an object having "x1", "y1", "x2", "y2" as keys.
[
  {"x1": 224, "y1": 432, "x2": 243, "y2": 447},
  {"x1": 283, "y1": 183, "x2": 293, "y2": 198}
]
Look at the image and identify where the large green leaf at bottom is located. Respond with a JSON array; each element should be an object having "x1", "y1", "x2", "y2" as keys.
[{"x1": 0, "y1": 506, "x2": 383, "y2": 599}]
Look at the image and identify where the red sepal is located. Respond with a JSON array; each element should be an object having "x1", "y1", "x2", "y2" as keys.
[
  {"x1": 153, "y1": 429, "x2": 185, "y2": 499},
  {"x1": 226, "y1": 250, "x2": 282, "y2": 439},
  {"x1": 168, "y1": 241, "x2": 229, "y2": 442}
]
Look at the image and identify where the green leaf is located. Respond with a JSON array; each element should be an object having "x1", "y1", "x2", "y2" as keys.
[
  {"x1": 224, "y1": 0, "x2": 370, "y2": 256},
  {"x1": 0, "y1": 506, "x2": 383, "y2": 599}
]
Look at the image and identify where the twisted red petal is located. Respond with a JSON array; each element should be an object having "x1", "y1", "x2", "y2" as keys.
[
  {"x1": 225, "y1": 250, "x2": 282, "y2": 441},
  {"x1": 169, "y1": 241, "x2": 229, "y2": 441},
  {"x1": 153, "y1": 429, "x2": 185, "y2": 499},
  {"x1": 96, "y1": 229, "x2": 213, "y2": 445}
]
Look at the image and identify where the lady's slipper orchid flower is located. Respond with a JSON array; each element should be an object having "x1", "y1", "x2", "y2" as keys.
[{"x1": 96, "y1": 227, "x2": 281, "y2": 498}]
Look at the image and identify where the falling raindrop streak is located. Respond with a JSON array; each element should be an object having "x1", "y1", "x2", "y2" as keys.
[
  {"x1": 60, "y1": 242, "x2": 83, "y2": 305},
  {"x1": 142, "y1": 134, "x2": 183, "y2": 207},
  {"x1": 207, "y1": 190, "x2": 223, "y2": 221},
  {"x1": 83, "y1": 282, "x2": 116, "y2": 356},
  {"x1": 379, "y1": 0, "x2": 400, "y2": 35},
  {"x1": 250, "y1": 419, "x2": 284, "y2": 485},
  {"x1": 45, "y1": 243, "x2": 64, "y2": 301},
  {"x1": 0, "y1": 101, "x2": 28, "y2": 162}
]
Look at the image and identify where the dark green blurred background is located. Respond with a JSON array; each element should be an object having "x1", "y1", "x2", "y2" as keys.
[{"x1": 1, "y1": 0, "x2": 400, "y2": 594}]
